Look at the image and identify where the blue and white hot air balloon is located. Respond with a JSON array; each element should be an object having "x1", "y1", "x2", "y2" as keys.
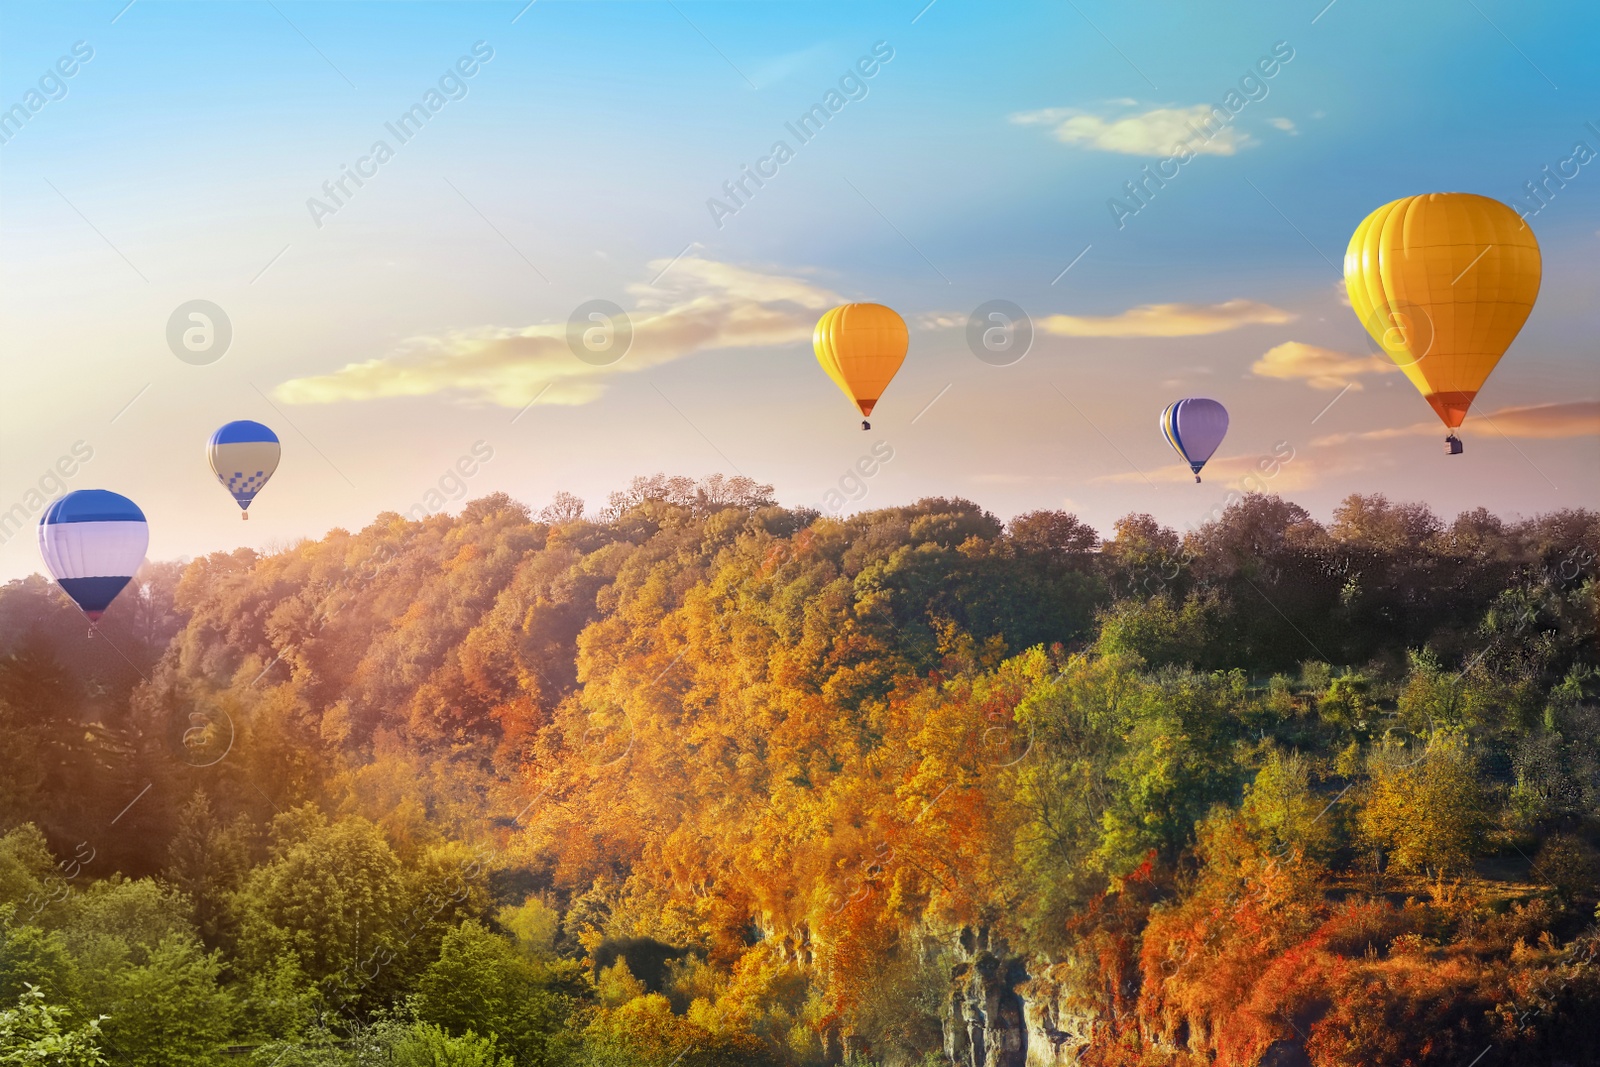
[
  {"x1": 38, "y1": 490, "x2": 149, "y2": 623},
  {"x1": 208, "y1": 420, "x2": 281, "y2": 519},
  {"x1": 1160, "y1": 398, "x2": 1229, "y2": 483}
]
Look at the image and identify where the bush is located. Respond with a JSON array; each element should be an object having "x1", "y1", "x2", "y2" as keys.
[
  {"x1": 1531, "y1": 834, "x2": 1600, "y2": 902},
  {"x1": 392, "y1": 1022, "x2": 513, "y2": 1067},
  {"x1": 0, "y1": 985, "x2": 107, "y2": 1067}
]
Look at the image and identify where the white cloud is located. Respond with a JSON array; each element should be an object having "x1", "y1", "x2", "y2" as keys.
[
  {"x1": 1010, "y1": 103, "x2": 1251, "y2": 157},
  {"x1": 1251, "y1": 341, "x2": 1397, "y2": 390},
  {"x1": 1039, "y1": 299, "x2": 1294, "y2": 338},
  {"x1": 274, "y1": 258, "x2": 841, "y2": 408},
  {"x1": 913, "y1": 311, "x2": 966, "y2": 330},
  {"x1": 1268, "y1": 117, "x2": 1297, "y2": 134}
]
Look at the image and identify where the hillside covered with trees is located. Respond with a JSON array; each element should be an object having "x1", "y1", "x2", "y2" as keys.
[{"x1": 2, "y1": 475, "x2": 1597, "y2": 1066}]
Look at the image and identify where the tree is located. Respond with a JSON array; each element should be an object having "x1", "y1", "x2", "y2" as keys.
[
  {"x1": 60, "y1": 876, "x2": 201, "y2": 1016},
  {"x1": 98, "y1": 935, "x2": 234, "y2": 1067},
  {"x1": 413, "y1": 921, "x2": 587, "y2": 1067},
  {"x1": 0, "y1": 482, "x2": 1593, "y2": 1064},
  {"x1": 578, "y1": 993, "x2": 783, "y2": 1067},
  {"x1": 1357, "y1": 733, "x2": 1488, "y2": 877},
  {"x1": 0, "y1": 986, "x2": 107, "y2": 1067},
  {"x1": 498, "y1": 896, "x2": 562, "y2": 959},
  {"x1": 0, "y1": 906, "x2": 80, "y2": 1012},
  {"x1": 1330, "y1": 494, "x2": 1441, "y2": 552},
  {"x1": 1006, "y1": 510, "x2": 1098, "y2": 557},
  {"x1": 238, "y1": 952, "x2": 319, "y2": 1044},
  {"x1": 1093, "y1": 593, "x2": 1209, "y2": 667},
  {"x1": 1241, "y1": 748, "x2": 1334, "y2": 859},
  {"x1": 235, "y1": 815, "x2": 412, "y2": 1015},
  {"x1": 163, "y1": 791, "x2": 252, "y2": 948},
  {"x1": 538, "y1": 492, "x2": 587, "y2": 524},
  {"x1": 0, "y1": 824, "x2": 72, "y2": 931}
]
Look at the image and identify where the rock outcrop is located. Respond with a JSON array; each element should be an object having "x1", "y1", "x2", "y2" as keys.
[{"x1": 942, "y1": 928, "x2": 1029, "y2": 1067}]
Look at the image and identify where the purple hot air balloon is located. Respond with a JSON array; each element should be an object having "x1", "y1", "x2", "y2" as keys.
[{"x1": 1159, "y1": 399, "x2": 1229, "y2": 483}]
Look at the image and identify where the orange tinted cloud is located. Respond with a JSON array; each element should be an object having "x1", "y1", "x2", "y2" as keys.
[
  {"x1": 1313, "y1": 401, "x2": 1600, "y2": 445},
  {"x1": 274, "y1": 258, "x2": 839, "y2": 408},
  {"x1": 1039, "y1": 299, "x2": 1294, "y2": 338},
  {"x1": 1252, "y1": 341, "x2": 1397, "y2": 390},
  {"x1": 1481, "y1": 401, "x2": 1600, "y2": 438}
]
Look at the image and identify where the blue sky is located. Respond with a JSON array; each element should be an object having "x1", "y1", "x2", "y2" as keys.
[{"x1": 1, "y1": 0, "x2": 1596, "y2": 576}]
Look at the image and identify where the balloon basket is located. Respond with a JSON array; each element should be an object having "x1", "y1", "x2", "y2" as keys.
[
  {"x1": 861, "y1": 420, "x2": 871, "y2": 431},
  {"x1": 1445, "y1": 435, "x2": 1463, "y2": 455},
  {"x1": 242, "y1": 512, "x2": 249, "y2": 521}
]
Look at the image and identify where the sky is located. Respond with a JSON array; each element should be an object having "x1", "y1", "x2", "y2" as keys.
[{"x1": 1, "y1": 0, "x2": 1597, "y2": 580}]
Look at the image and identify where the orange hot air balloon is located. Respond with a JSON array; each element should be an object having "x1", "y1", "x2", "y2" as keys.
[
  {"x1": 813, "y1": 303, "x2": 908, "y2": 430},
  {"x1": 1344, "y1": 193, "x2": 1541, "y2": 454}
]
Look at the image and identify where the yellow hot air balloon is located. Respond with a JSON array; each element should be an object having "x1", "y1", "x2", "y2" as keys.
[
  {"x1": 1344, "y1": 193, "x2": 1540, "y2": 453},
  {"x1": 813, "y1": 303, "x2": 908, "y2": 430}
]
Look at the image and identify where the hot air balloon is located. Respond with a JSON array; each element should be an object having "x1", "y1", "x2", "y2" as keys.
[
  {"x1": 813, "y1": 303, "x2": 908, "y2": 430},
  {"x1": 1344, "y1": 193, "x2": 1540, "y2": 454},
  {"x1": 1160, "y1": 398, "x2": 1228, "y2": 482},
  {"x1": 208, "y1": 420, "x2": 280, "y2": 519},
  {"x1": 38, "y1": 490, "x2": 149, "y2": 623}
]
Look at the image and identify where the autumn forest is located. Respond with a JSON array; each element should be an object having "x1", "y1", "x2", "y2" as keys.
[{"x1": 2, "y1": 475, "x2": 1598, "y2": 1066}]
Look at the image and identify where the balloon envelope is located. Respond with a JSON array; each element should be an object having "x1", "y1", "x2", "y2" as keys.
[
  {"x1": 208, "y1": 420, "x2": 281, "y2": 513},
  {"x1": 1160, "y1": 398, "x2": 1228, "y2": 481},
  {"x1": 813, "y1": 303, "x2": 908, "y2": 418},
  {"x1": 38, "y1": 489, "x2": 149, "y2": 621},
  {"x1": 1344, "y1": 193, "x2": 1540, "y2": 429}
]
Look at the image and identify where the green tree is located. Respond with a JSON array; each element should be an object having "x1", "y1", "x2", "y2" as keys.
[
  {"x1": 163, "y1": 791, "x2": 253, "y2": 948},
  {"x1": 60, "y1": 876, "x2": 200, "y2": 1015},
  {"x1": 1316, "y1": 672, "x2": 1372, "y2": 733},
  {"x1": 497, "y1": 896, "x2": 562, "y2": 959},
  {"x1": 239, "y1": 952, "x2": 320, "y2": 1044},
  {"x1": 1241, "y1": 748, "x2": 1334, "y2": 859},
  {"x1": 0, "y1": 824, "x2": 72, "y2": 931},
  {"x1": 413, "y1": 921, "x2": 587, "y2": 1067},
  {"x1": 235, "y1": 814, "x2": 411, "y2": 1014},
  {"x1": 1009, "y1": 654, "x2": 1243, "y2": 947},
  {"x1": 0, "y1": 905, "x2": 80, "y2": 1011},
  {"x1": 1093, "y1": 594, "x2": 1204, "y2": 667},
  {"x1": 0, "y1": 986, "x2": 107, "y2": 1067},
  {"x1": 98, "y1": 935, "x2": 235, "y2": 1067}
]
